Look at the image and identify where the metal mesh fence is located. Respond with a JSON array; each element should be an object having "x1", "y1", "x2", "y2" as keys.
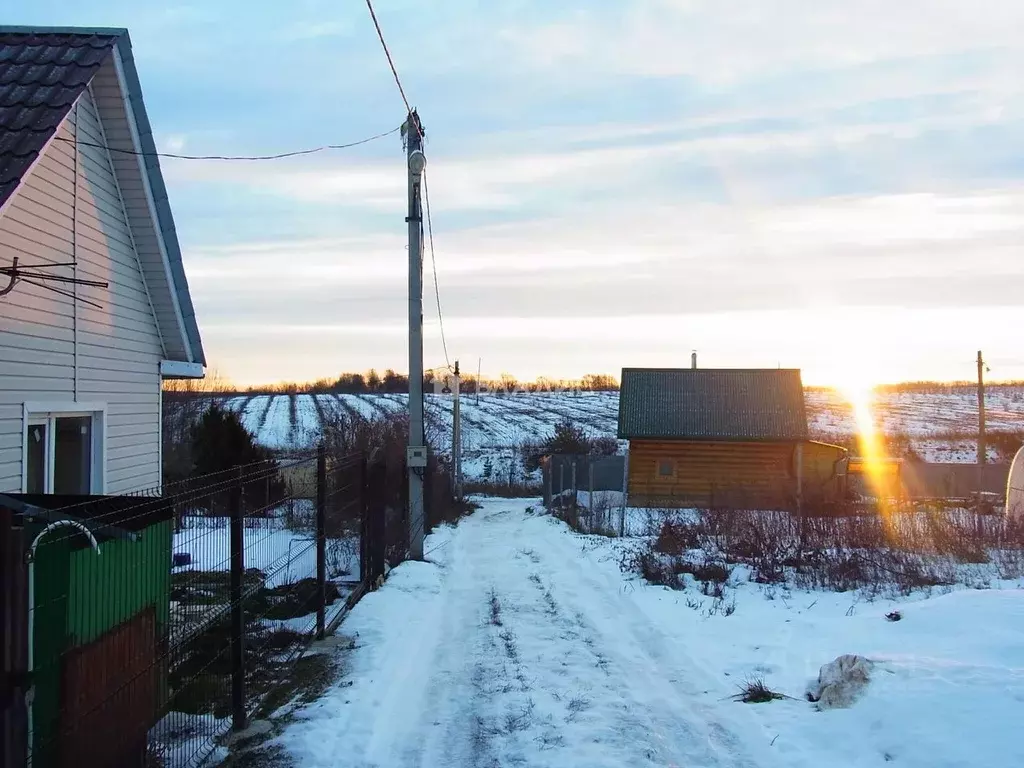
[{"x1": 0, "y1": 448, "x2": 401, "y2": 768}]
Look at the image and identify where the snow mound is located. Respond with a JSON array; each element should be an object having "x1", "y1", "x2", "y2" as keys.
[{"x1": 810, "y1": 654, "x2": 874, "y2": 709}]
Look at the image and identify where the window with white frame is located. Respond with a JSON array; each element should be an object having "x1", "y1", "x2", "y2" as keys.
[{"x1": 24, "y1": 407, "x2": 104, "y2": 494}]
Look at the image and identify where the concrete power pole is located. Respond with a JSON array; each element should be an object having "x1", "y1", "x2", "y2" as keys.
[
  {"x1": 406, "y1": 111, "x2": 427, "y2": 560},
  {"x1": 452, "y1": 361, "x2": 462, "y2": 501},
  {"x1": 977, "y1": 350, "x2": 987, "y2": 468}
]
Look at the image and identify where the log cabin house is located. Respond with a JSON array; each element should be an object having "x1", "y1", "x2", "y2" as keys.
[{"x1": 618, "y1": 368, "x2": 847, "y2": 510}]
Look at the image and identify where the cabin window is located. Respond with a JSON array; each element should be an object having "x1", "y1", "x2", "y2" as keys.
[
  {"x1": 657, "y1": 458, "x2": 675, "y2": 478},
  {"x1": 24, "y1": 407, "x2": 104, "y2": 494}
]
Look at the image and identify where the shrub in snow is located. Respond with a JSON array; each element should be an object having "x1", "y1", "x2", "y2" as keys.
[
  {"x1": 807, "y1": 654, "x2": 874, "y2": 709},
  {"x1": 654, "y1": 518, "x2": 702, "y2": 555},
  {"x1": 520, "y1": 418, "x2": 617, "y2": 472},
  {"x1": 733, "y1": 677, "x2": 786, "y2": 703}
]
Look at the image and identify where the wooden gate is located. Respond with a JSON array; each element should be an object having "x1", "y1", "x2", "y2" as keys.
[{"x1": 60, "y1": 607, "x2": 157, "y2": 768}]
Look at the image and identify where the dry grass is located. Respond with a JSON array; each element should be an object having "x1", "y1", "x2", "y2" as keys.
[{"x1": 622, "y1": 505, "x2": 1024, "y2": 598}]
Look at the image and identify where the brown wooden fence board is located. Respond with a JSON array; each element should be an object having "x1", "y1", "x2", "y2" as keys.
[{"x1": 60, "y1": 607, "x2": 156, "y2": 768}]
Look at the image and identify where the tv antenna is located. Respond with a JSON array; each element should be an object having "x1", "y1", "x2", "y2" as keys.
[{"x1": 1, "y1": 256, "x2": 109, "y2": 309}]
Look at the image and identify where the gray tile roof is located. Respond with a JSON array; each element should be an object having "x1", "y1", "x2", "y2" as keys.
[
  {"x1": 617, "y1": 368, "x2": 808, "y2": 441},
  {"x1": 0, "y1": 31, "x2": 118, "y2": 209}
]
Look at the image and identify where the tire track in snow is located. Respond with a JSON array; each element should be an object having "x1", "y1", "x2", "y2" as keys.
[
  {"x1": 286, "y1": 505, "x2": 776, "y2": 768},
  {"x1": 530, "y1": 521, "x2": 771, "y2": 768}
]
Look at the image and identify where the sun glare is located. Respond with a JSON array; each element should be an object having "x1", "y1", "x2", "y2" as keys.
[
  {"x1": 838, "y1": 377, "x2": 877, "y2": 441},
  {"x1": 836, "y1": 376, "x2": 897, "y2": 525}
]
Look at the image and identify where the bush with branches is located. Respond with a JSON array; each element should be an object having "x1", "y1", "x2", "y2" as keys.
[
  {"x1": 520, "y1": 418, "x2": 619, "y2": 473},
  {"x1": 187, "y1": 402, "x2": 286, "y2": 513},
  {"x1": 620, "y1": 504, "x2": 1024, "y2": 599}
]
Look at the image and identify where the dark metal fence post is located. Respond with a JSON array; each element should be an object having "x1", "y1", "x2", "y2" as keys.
[
  {"x1": 544, "y1": 459, "x2": 551, "y2": 508},
  {"x1": 229, "y1": 467, "x2": 246, "y2": 732},
  {"x1": 367, "y1": 459, "x2": 387, "y2": 584},
  {"x1": 364, "y1": 454, "x2": 372, "y2": 585},
  {"x1": 423, "y1": 456, "x2": 434, "y2": 536},
  {"x1": 559, "y1": 463, "x2": 565, "y2": 510},
  {"x1": 315, "y1": 444, "x2": 327, "y2": 641},
  {"x1": 588, "y1": 462, "x2": 595, "y2": 512},
  {"x1": 571, "y1": 461, "x2": 578, "y2": 507},
  {"x1": 1, "y1": 506, "x2": 28, "y2": 768},
  {"x1": 620, "y1": 451, "x2": 629, "y2": 537}
]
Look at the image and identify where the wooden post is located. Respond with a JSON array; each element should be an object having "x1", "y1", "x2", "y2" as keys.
[
  {"x1": 229, "y1": 468, "x2": 246, "y2": 732},
  {"x1": 795, "y1": 442, "x2": 804, "y2": 515},
  {"x1": 795, "y1": 442, "x2": 806, "y2": 557},
  {"x1": 315, "y1": 445, "x2": 327, "y2": 640},
  {"x1": 978, "y1": 350, "x2": 987, "y2": 468},
  {"x1": 977, "y1": 350, "x2": 986, "y2": 506}
]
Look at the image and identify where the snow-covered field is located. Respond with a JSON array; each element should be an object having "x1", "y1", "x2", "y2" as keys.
[
  {"x1": 204, "y1": 387, "x2": 1024, "y2": 475},
  {"x1": 805, "y1": 387, "x2": 1024, "y2": 438},
  {"x1": 270, "y1": 499, "x2": 1024, "y2": 768}
]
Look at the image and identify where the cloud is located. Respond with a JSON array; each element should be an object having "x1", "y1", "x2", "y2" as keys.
[
  {"x1": 185, "y1": 187, "x2": 1024, "y2": 342},
  {"x1": 163, "y1": 100, "x2": 1023, "y2": 229},
  {"x1": 283, "y1": 19, "x2": 352, "y2": 41},
  {"x1": 496, "y1": 1, "x2": 1024, "y2": 84},
  {"x1": 53, "y1": 0, "x2": 1021, "y2": 384}
]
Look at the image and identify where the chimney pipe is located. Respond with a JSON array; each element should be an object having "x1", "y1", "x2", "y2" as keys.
[{"x1": 691, "y1": 351, "x2": 697, "y2": 369}]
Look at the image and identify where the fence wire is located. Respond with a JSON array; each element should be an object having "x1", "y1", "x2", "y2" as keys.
[{"x1": 0, "y1": 449, "x2": 408, "y2": 768}]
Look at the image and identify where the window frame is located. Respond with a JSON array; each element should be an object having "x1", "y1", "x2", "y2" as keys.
[
  {"x1": 21, "y1": 402, "x2": 107, "y2": 494},
  {"x1": 656, "y1": 457, "x2": 677, "y2": 480}
]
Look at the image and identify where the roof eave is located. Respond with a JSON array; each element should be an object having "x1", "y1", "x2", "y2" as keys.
[{"x1": 108, "y1": 35, "x2": 206, "y2": 366}]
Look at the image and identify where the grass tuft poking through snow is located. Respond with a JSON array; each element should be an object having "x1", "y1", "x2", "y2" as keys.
[
  {"x1": 488, "y1": 588, "x2": 503, "y2": 626},
  {"x1": 732, "y1": 677, "x2": 787, "y2": 704}
]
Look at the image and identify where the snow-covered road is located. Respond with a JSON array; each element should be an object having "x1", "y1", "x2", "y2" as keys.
[{"x1": 283, "y1": 500, "x2": 777, "y2": 767}]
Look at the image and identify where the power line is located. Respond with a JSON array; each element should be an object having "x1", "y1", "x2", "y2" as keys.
[
  {"x1": 51, "y1": 126, "x2": 401, "y2": 161},
  {"x1": 422, "y1": 169, "x2": 451, "y2": 371},
  {"x1": 364, "y1": 0, "x2": 413, "y2": 116}
]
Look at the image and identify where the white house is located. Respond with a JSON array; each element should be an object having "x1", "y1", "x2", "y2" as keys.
[{"x1": 0, "y1": 27, "x2": 205, "y2": 495}]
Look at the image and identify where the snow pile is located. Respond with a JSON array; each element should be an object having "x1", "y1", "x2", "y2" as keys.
[{"x1": 808, "y1": 654, "x2": 873, "y2": 709}]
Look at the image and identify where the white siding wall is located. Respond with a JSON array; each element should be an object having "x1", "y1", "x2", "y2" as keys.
[{"x1": 0, "y1": 88, "x2": 164, "y2": 493}]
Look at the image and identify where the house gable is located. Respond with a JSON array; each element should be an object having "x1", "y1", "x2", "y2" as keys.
[
  {"x1": 0, "y1": 27, "x2": 205, "y2": 492},
  {"x1": 0, "y1": 26, "x2": 205, "y2": 368}
]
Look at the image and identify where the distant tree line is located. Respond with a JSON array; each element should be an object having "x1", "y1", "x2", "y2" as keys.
[{"x1": 177, "y1": 369, "x2": 622, "y2": 395}]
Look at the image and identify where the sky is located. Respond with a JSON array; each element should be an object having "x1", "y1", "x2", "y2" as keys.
[{"x1": 17, "y1": 1, "x2": 1024, "y2": 386}]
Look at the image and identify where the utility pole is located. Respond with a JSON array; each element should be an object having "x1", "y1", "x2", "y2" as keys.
[
  {"x1": 476, "y1": 357, "x2": 481, "y2": 405},
  {"x1": 405, "y1": 111, "x2": 427, "y2": 560},
  {"x1": 977, "y1": 350, "x2": 987, "y2": 467},
  {"x1": 452, "y1": 360, "x2": 462, "y2": 501}
]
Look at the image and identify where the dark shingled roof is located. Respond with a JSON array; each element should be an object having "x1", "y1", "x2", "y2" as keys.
[
  {"x1": 0, "y1": 31, "x2": 119, "y2": 209},
  {"x1": 617, "y1": 368, "x2": 808, "y2": 441}
]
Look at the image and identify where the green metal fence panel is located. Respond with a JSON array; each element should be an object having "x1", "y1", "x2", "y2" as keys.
[{"x1": 68, "y1": 519, "x2": 172, "y2": 646}]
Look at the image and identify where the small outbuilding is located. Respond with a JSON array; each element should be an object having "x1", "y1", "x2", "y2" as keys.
[
  {"x1": 1007, "y1": 446, "x2": 1024, "y2": 518},
  {"x1": 617, "y1": 368, "x2": 847, "y2": 510}
]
